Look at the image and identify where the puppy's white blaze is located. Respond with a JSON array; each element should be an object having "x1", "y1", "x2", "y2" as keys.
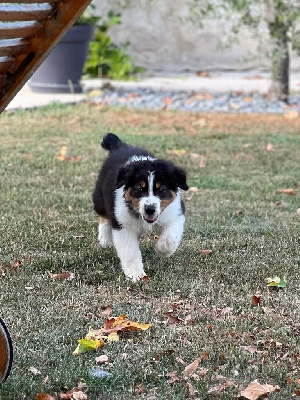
[{"x1": 139, "y1": 171, "x2": 160, "y2": 220}]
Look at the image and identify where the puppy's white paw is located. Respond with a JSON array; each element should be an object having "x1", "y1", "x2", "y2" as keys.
[
  {"x1": 98, "y1": 235, "x2": 113, "y2": 248},
  {"x1": 98, "y1": 222, "x2": 113, "y2": 247},
  {"x1": 155, "y1": 236, "x2": 178, "y2": 257},
  {"x1": 125, "y1": 270, "x2": 146, "y2": 283}
]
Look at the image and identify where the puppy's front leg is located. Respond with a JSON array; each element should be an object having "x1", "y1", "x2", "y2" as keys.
[
  {"x1": 112, "y1": 228, "x2": 145, "y2": 282},
  {"x1": 155, "y1": 215, "x2": 185, "y2": 257}
]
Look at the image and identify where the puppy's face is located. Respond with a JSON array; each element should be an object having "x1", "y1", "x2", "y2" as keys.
[{"x1": 116, "y1": 160, "x2": 189, "y2": 224}]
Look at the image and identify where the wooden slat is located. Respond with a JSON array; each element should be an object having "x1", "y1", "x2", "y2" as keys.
[
  {"x1": 0, "y1": 4, "x2": 55, "y2": 22},
  {"x1": 0, "y1": 39, "x2": 29, "y2": 56},
  {"x1": 0, "y1": 21, "x2": 43, "y2": 39},
  {"x1": 0, "y1": 56, "x2": 16, "y2": 71},
  {"x1": 0, "y1": 0, "x2": 92, "y2": 113},
  {"x1": 4, "y1": 0, "x2": 59, "y2": 3}
]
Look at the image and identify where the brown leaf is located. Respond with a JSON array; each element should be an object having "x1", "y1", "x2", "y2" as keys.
[
  {"x1": 12, "y1": 260, "x2": 22, "y2": 268},
  {"x1": 140, "y1": 274, "x2": 150, "y2": 282},
  {"x1": 189, "y1": 186, "x2": 199, "y2": 193},
  {"x1": 183, "y1": 358, "x2": 200, "y2": 377},
  {"x1": 133, "y1": 382, "x2": 147, "y2": 395},
  {"x1": 196, "y1": 70, "x2": 210, "y2": 77},
  {"x1": 240, "y1": 379, "x2": 277, "y2": 400},
  {"x1": 199, "y1": 249, "x2": 212, "y2": 255},
  {"x1": 58, "y1": 389, "x2": 87, "y2": 400},
  {"x1": 184, "y1": 382, "x2": 198, "y2": 397},
  {"x1": 100, "y1": 306, "x2": 112, "y2": 318},
  {"x1": 278, "y1": 188, "x2": 295, "y2": 195},
  {"x1": 36, "y1": 394, "x2": 54, "y2": 400},
  {"x1": 252, "y1": 294, "x2": 261, "y2": 307},
  {"x1": 163, "y1": 312, "x2": 183, "y2": 324},
  {"x1": 48, "y1": 270, "x2": 74, "y2": 281}
]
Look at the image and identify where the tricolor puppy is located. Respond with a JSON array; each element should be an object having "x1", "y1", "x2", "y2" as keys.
[{"x1": 93, "y1": 133, "x2": 189, "y2": 281}]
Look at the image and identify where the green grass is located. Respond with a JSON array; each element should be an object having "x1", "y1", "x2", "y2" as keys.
[{"x1": 0, "y1": 104, "x2": 299, "y2": 399}]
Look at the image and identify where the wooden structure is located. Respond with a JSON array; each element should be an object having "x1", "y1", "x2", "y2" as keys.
[
  {"x1": 0, "y1": 317, "x2": 13, "y2": 383},
  {"x1": 0, "y1": 0, "x2": 92, "y2": 382},
  {"x1": 0, "y1": 0, "x2": 92, "y2": 113}
]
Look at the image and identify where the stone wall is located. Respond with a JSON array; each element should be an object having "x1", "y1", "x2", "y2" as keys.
[{"x1": 94, "y1": 0, "x2": 300, "y2": 73}]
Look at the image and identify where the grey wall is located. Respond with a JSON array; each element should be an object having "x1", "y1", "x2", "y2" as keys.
[{"x1": 95, "y1": 0, "x2": 300, "y2": 73}]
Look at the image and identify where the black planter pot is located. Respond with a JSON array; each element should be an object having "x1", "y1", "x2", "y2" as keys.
[{"x1": 29, "y1": 25, "x2": 95, "y2": 93}]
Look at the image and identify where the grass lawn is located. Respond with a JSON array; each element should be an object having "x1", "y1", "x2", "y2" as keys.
[{"x1": 0, "y1": 104, "x2": 299, "y2": 399}]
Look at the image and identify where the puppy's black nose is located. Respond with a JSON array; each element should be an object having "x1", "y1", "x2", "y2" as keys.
[{"x1": 145, "y1": 204, "x2": 156, "y2": 215}]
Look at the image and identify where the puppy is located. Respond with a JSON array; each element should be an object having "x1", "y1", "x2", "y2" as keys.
[{"x1": 93, "y1": 133, "x2": 189, "y2": 281}]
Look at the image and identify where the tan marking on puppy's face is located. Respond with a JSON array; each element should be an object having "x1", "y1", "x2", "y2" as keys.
[
  {"x1": 124, "y1": 188, "x2": 140, "y2": 211},
  {"x1": 160, "y1": 190, "x2": 176, "y2": 211},
  {"x1": 155, "y1": 182, "x2": 160, "y2": 189},
  {"x1": 140, "y1": 181, "x2": 146, "y2": 188}
]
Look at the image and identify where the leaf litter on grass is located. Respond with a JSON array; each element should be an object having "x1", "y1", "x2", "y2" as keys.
[{"x1": 73, "y1": 314, "x2": 151, "y2": 355}]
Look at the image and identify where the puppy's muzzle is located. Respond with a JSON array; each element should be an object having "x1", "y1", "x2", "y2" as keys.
[{"x1": 143, "y1": 203, "x2": 158, "y2": 223}]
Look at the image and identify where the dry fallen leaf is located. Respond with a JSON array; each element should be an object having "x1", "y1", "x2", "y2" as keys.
[
  {"x1": 74, "y1": 315, "x2": 151, "y2": 355},
  {"x1": 252, "y1": 294, "x2": 261, "y2": 307},
  {"x1": 56, "y1": 146, "x2": 82, "y2": 162},
  {"x1": 36, "y1": 393, "x2": 54, "y2": 400},
  {"x1": 58, "y1": 388, "x2": 87, "y2": 400},
  {"x1": 189, "y1": 187, "x2": 199, "y2": 193},
  {"x1": 199, "y1": 249, "x2": 212, "y2": 255},
  {"x1": 95, "y1": 354, "x2": 108, "y2": 364},
  {"x1": 48, "y1": 270, "x2": 74, "y2": 281},
  {"x1": 183, "y1": 358, "x2": 200, "y2": 377},
  {"x1": 240, "y1": 379, "x2": 278, "y2": 400},
  {"x1": 278, "y1": 188, "x2": 295, "y2": 195},
  {"x1": 167, "y1": 149, "x2": 186, "y2": 156}
]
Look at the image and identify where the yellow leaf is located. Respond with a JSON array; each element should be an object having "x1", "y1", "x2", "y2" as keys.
[
  {"x1": 73, "y1": 337, "x2": 104, "y2": 355},
  {"x1": 57, "y1": 146, "x2": 68, "y2": 161},
  {"x1": 106, "y1": 332, "x2": 119, "y2": 342},
  {"x1": 167, "y1": 149, "x2": 186, "y2": 156}
]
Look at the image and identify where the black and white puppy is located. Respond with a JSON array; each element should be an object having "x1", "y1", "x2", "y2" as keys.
[{"x1": 93, "y1": 133, "x2": 189, "y2": 281}]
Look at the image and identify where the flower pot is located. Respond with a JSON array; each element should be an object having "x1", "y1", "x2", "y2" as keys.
[{"x1": 29, "y1": 25, "x2": 95, "y2": 93}]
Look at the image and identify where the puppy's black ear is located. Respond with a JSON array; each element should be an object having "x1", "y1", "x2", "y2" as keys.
[
  {"x1": 174, "y1": 166, "x2": 189, "y2": 190},
  {"x1": 115, "y1": 166, "x2": 127, "y2": 189}
]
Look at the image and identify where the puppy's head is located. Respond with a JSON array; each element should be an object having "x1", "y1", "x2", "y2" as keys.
[{"x1": 116, "y1": 159, "x2": 189, "y2": 224}]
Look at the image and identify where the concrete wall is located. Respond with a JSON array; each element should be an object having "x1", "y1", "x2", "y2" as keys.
[{"x1": 94, "y1": 0, "x2": 300, "y2": 73}]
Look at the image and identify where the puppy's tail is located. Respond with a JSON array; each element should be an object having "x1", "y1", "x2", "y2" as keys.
[{"x1": 101, "y1": 133, "x2": 124, "y2": 152}]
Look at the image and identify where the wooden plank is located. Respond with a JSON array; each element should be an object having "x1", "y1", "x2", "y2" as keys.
[
  {"x1": 0, "y1": 4, "x2": 55, "y2": 22},
  {"x1": 0, "y1": 21, "x2": 43, "y2": 39},
  {"x1": 4, "y1": 0, "x2": 59, "y2": 3},
  {"x1": 0, "y1": 0, "x2": 92, "y2": 113},
  {"x1": 0, "y1": 39, "x2": 29, "y2": 56},
  {"x1": 0, "y1": 56, "x2": 16, "y2": 72}
]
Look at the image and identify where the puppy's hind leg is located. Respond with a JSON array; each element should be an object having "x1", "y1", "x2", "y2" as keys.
[
  {"x1": 98, "y1": 217, "x2": 113, "y2": 248},
  {"x1": 112, "y1": 228, "x2": 145, "y2": 282}
]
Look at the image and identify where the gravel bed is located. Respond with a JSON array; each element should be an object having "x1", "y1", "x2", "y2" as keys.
[{"x1": 90, "y1": 88, "x2": 300, "y2": 114}]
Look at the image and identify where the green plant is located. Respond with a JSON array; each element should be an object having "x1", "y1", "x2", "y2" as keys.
[
  {"x1": 83, "y1": 11, "x2": 145, "y2": 80},
  {"x1": 75, "y1": 3, "x2": 100, "y2": 25}
]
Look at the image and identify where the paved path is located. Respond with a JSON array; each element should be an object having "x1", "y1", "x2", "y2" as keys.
[{"x1": 5, "y1": 71, "x2": 300, "y2": 111}]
